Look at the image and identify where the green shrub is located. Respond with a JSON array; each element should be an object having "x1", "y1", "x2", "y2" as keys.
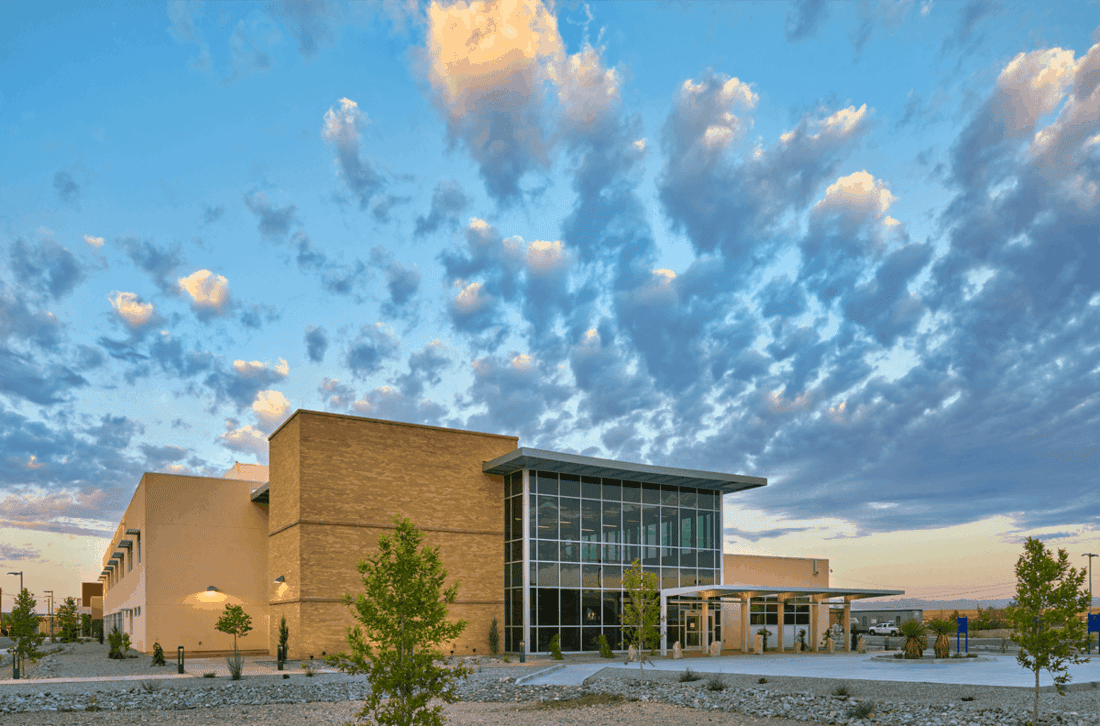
[
  {"x1": 679, "y1": 668, "x2": 700, "y2": 682},
  {"x1": 833, "y1": 683, "x2": 851, "y2": 698},
  {"x1": 488, "y1": 617, "x2": 500, "y2": 656},
  {"x1": 705, "y1": 675, "x2": 726, "y2": 692},
  {"x1": 597, "y1": 633, "x2": 613, "y2": 658},
  {"x1": 151, "y1": 642, "x2": 166, "y2": 667},
  {"x1": 107, "y1": 628, "x2": 123, "y2": 660},
  {"x1": 549, "y1": 634, "x2": 563, "y2": 660},
  {"x1": 227, "y1": 652, "x2": 243, "y2": 680}
]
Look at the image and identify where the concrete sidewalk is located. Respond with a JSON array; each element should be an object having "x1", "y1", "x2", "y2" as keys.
[{"x1": 521, "y1": 654, "x2": 1100, "y2": 689}]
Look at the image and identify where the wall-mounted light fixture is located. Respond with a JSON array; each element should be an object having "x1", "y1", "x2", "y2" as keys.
[
  {"x1": 206, "y1": 586, "x2": 218, "y2": 592},
  {"x1": 273, "y1": 576, "x2": 285, "y2": 584}
]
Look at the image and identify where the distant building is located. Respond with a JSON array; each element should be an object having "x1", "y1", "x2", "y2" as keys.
[
  {"x1": 849, "y1": 607, "x2": 924, "y2": 630},
  {"x1": 99, "y1": 410, "x2": 904, "y2": 656}
]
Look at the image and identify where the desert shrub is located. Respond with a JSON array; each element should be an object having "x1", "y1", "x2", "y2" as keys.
[
  {"x1": 848, "y1": 701, "x2": 875, "y2": 720},
  {"x1": 679, "y1": 668, "x2": 700, "y2": 682},
  {"x1": 757, "y1": 677, "x2": 768, "y2": 684},
  {"x1": 151, "y1": 641, "x2": 166, "y2": 666},
  {"x1": 833, "y1": 683, "x2": 851, "y2": 697},
  {"x1": 705, "y1": 675, "x2": 726, "y2": 691},
  {"x1": 141, "y1": 679, "x2": 162, "y2": 692},
  {"x1": 107, "y1": 628, "x2": 124, "y2": 660},
  {"x1": 227, "y1": 652, "x2": 243, "y2": 680},
  {"x1": 202, "y1": 672, "x2": 215, "y2": 678}
]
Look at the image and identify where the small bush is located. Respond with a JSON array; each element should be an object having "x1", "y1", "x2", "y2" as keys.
[
  {"x1": 893, "y1": 652, "x2": 903, "y2": 659},
  {"x1": 549, "y1": 634, "x2": 563, "y2": 660},
  {"x1": 961, "y1": 695, "x2": 975, "y2": 702},
  {"x1": 202, "y1": 672, "x2": 215, "y2": 678},
  {"x1": 488, "y1": 618, "x2": 500, "y2": 656},
  {"x1": 597, "y1": 633, "x2": 613, "y2": 658},
  {"x1": 757, "y1": 677, "x2": 768, "y2": 684},
  {"x1": 832, "y1": 683, "x2": 851, "y2": 698},
  {"x1": 679, "y1": 668, "x2": 701, "y2": 682},
  {"x1": 107, "y1": 629, "x2": 124, "y2": 660},
  {"x1": 848, "y1": 700, "x2": 875, "y2": 720},
  {"x1": 140, "y1": 679, "x2": 162, "y2": 692},
  {"x1": 282, "y1": 673, "x2": 290, "y2": 679},
  {"x1": 301, "y1": 660, "x2": 315, "y2": 677},
  {"x1": 151, "y1": 642, "x2": 166, "y2": 667},
  {"x1": 705, "y1": 675, "x2": 726, "y2": 692},
  {"x1": 502, "y1": 654, "x2": 511, "y2": 663},
  {"x1": 227, "y1": 652, "x2": 243, "y2": 680}
]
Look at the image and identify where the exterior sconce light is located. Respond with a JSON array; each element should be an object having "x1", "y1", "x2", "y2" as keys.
[
  {"x1": 273, "y1": 576, "x2": 285, "y2": 583},
  {"x1": 206, "y1": 586, "x2": 218, "y2": 592}
]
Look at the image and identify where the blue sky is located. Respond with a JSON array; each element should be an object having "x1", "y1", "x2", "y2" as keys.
[{"x1": 1, "y1": 0, "x2": 1097, "y2": 610}]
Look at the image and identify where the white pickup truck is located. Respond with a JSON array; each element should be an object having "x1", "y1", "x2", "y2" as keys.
[{"x1": 867, "y1": 622, "x2": 900, "y2": 636}]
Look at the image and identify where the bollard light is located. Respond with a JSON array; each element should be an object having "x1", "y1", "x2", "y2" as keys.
[
  {"x1": 177, "y1": 646, "x2": 185, "y2": 674},
  {"x1": 519, "y1": 642, "x2": 525, "y2": 663}
]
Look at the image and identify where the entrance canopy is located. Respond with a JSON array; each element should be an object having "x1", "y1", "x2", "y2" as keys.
[
  {"x1": 657, "y1": 584, "x2": 905, "y2": 656},
  {"x1": 662, "y1": 584, "x2": 904, "y2": 601}
]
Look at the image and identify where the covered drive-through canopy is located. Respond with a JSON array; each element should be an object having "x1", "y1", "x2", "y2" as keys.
[{"x1": 657, "y1": 584, "x2": 905, "y2": 656}]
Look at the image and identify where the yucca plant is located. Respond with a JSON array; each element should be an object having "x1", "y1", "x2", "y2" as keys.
[
  {"x1": 926, "y1": 618, "x2": 956, "y2": 658},
  {"x1": 900, "y1": 620, "x2": 927, "y2": 659}
]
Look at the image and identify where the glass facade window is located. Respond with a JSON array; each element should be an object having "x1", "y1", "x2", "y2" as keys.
[{"x1": 505, "y1": 469, "x2": 724, "y2": 653}]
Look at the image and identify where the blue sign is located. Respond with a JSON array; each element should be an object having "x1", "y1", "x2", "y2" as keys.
[
  {"x1": 957, "y1": 616, "x2": 968, "y2": 634},
  {"x1": 1089, "y1": 613, "x2": 1100, "y2": 634}
]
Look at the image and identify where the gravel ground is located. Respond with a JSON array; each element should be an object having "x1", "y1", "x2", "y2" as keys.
[{"x1": 1, "y1": 642, "x2": 1098, "y2": 725}]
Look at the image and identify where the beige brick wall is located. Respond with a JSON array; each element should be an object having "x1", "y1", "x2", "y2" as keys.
[{"x1": 268, "y1": 410, "x2": 517, "y2": 660}]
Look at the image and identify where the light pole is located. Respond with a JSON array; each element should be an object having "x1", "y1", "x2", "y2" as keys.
[
  {"x1": 1085, "y1": 554, "x2": 1097, "y2": 615},
  {"x1": 1085, "y1": 553, "x2": 1098, "y2": 654},
  {"x1": 43, "y1": 590, "x2": 53, "y2": 643},
  {"x1": 7, "y1": 572, "x2": 23, "y2": 593}
]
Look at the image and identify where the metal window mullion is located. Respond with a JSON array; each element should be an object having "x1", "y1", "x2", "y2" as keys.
[{"x1": 521, "y1": 468, "x2": 531, "y2": 655}]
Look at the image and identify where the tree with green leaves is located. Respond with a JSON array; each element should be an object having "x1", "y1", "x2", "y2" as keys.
[
  {"x1": 9, "y1": 590, "x2": 45, "y2": 665},
  {"x1": 215, "y1": 603, "x2": 253, "y2": 653},
  {"x1": 56, "y1": 596, "x2": 79, "y2": 642},
  {"x1": 1008, "y1": 537, "x2": 1091, "y2": 726},
  {"x1": 215, "y1": 603, "x2": 252, "y2": 680},
  {"x1": 326, "y1": 517, "x2": 469, "y2": 726},
  {"x1": 620, "y1": 559, "x2": 661, "y2": 671}
]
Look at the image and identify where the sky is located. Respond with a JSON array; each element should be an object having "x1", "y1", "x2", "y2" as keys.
[{"x1": 0, "y1": 0, "x2": 1097, "y2": 614}]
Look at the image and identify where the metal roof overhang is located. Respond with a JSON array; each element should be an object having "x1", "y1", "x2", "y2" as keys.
[
  {"x1": 125, "y1": 528, "x2": 140, "y2": 536},
  {"x1": 660, "y1": 584, "x2": 905, "y2": 601},
  {"x1": 483, "y1": 448, "x2": 767, "y2": 494},
  {"x1": 250, "y1": 482, "x2": 269, "y2": 503},
  {"x1": 117, "y1": 539, "x2": 132, "y2": 549}
]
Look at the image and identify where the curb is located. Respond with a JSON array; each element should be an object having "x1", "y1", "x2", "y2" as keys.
[{"x1": 515, "y1": 664, "x2": 566, "y2": 685}]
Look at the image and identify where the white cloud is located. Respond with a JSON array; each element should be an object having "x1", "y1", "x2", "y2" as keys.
[
  {"x1": 454, "y1": 281, "x2": 490, "y2": 315},
  {"x1": 233, "y1": 358, "x2": 289, "y2": 378},
  {"x1": 218, "y1": 420, "x2": 268, "y2": 459},
  {"x1": 108, "y1": 291, "x2": 155, "y2": 327},
  {"x1": 557, "y1": 45, "x2": 621, "y2": 130},
  {"x1": 83, "y1": 234, "x2": 104, "y2": 248},
  {"x1": 814, "y1": 170, "x2": 897, "y2": 219},
  {"x1": 526, "y1": 239, "x2": 568, "y2": 276},
  {"x1": 996, "y1": 47, "x2": 1078, "y2": 134},
  {"x1": 178, "y1": 269, "x2": 230, "y2": 311},
  {"x1": 252, "y1": 389, "x2": 290, "y2": 430}
]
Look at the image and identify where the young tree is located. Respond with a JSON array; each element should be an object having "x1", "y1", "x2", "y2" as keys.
[
  {"x1": 488, "y1": 617, "x2": 500, "y2": 656},
  {"x1": 9, "y1": 590, "x2": 45, "y2": 665},
  {"x1": 278, "y1": 615, "x2": 290, "y2": 664},
  {"x1": 214, "y1": 603, "x2": 253, "y2": 654},
  {"x1": 620, "y1": 559, "x2": 661, "y2": 672},
  {"x1": 1007, "y1": 537, "x2": 1091, "y2": 726},
  {"x1": 56, "y1": 596, "x2": 80, "y2": 643},
  {"x1": 326, "y1": 517, "x2": 469, "y2": 726}
]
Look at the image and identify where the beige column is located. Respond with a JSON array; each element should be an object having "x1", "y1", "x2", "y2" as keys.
[
  {"x1": 776, "y1": 600, "x2": 785, "y2": 652},
  {"x1": 809, "y1": 596, "x2": 818, "y2": 652},
  {"x1": 701, "y1": 596, "x2": 710, "y2": 652},
  {"x1": 843, "y1": 600, "x2": 852, "y2": 652},
  {"x1": 741, "y1": 596, "x2": 750, "y2": 652}
]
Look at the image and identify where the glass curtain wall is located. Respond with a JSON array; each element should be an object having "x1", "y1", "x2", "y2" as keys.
[{"x1": 504, "y1": 469, "x2": 723, "y2": 653}]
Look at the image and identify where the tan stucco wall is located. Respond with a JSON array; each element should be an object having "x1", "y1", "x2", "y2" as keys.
[
  {"x1": 719, "y1": 554, "x2": 831, "y2": 651},
  {"x1": 268, "y1": 410, "x2": 518, "y2": 660},
  {"x1": 723, "y1": 554, "x2": 829, "y2": 588},
  {"x1": 102, "y1": 472, "x2": 269, "y2": 654}
]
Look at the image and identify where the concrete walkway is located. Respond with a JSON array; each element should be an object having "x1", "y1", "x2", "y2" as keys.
[{"x1": 521, "y1": 654, "x2": 1100, "y2": 689}]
